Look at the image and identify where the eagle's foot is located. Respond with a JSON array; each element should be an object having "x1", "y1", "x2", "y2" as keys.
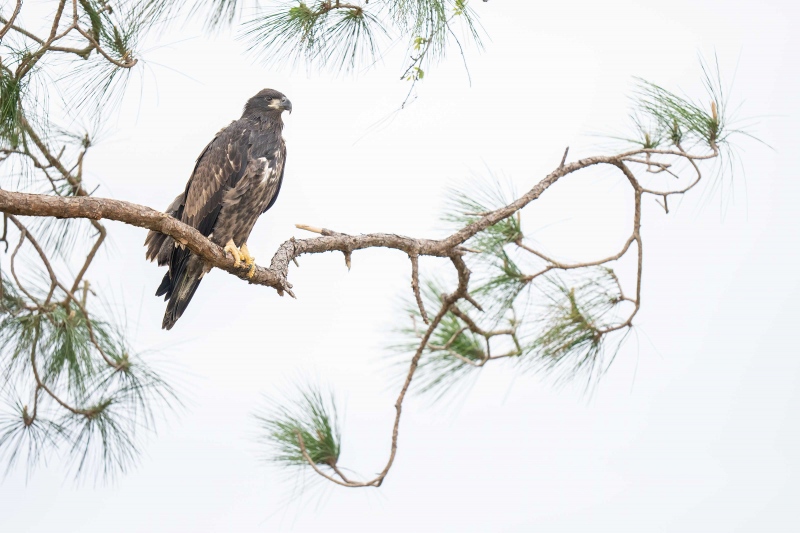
[
  {"x1": 240, "y1": 243, "x2": 255, "y2": 266},
  {"x1": 240, "y1": 243, "x2": 257, "y2": 278},
  {"x1": 224, "y1": 239, "x2": 243, "y2": 267}
]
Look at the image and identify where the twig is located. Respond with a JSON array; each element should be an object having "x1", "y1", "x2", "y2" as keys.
[
  {"x1": 559, "y1": 146, "x2": 569, "y2": 168},
  {"x1": 295, "y1": 432, "x2": 366, "y2": 488},
  {"x1": 0, "y1": 1, "x2": 23, "y2": 41},
  {"x1": 409, "y1": 254, "x2": 429, "y2": 324},
  {"x1": 296, "y1": 224, "x2": 324, "y2": 234}
]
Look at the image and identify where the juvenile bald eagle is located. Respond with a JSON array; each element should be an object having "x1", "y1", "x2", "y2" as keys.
[{"x1": 144, "y1": 88, "x2": 291, "y2": 330}]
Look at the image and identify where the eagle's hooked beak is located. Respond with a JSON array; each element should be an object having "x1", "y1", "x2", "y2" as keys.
[{"x1": 281, "y1": 96, "x2": 292, "y2": 114}]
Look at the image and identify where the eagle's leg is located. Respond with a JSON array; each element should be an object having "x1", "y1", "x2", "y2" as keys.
[
  {"x1": 240, "y1": 243, "x2": 257, "y2": 279},
  {"x1": 223, "y1": 239, "x2": 243, "y2": 267}
]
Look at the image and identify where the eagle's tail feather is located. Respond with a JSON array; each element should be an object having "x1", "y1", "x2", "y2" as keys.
[
  {"x1": 161, "y1": 255, "x2": 204, "y2": 330},
  {"x1": 144, "y1": 194, "x2": 184, "y2": 266}
]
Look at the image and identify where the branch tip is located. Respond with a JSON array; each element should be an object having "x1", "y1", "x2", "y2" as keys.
[
  {"x1": 458, "y1": 246, "x2": 481, "y2": 254},
  {"x1": 559, "y1": 146, "x2": 570, "y2": 168},
  {"x1": 464, "y1": 293, "x2": 483, "y2": 312},
  {"x1": 295, "y1": 224, "x2": 324, "y2": 234},
  {"x1": 409, "y1": 254, "x2": 429, "y2": 324}
]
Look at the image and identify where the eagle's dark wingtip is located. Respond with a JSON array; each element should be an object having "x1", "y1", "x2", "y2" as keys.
[
  {"x1": 162, "y1": 314, "x2": 177, "y2": 330},
  {"x1": 161, "y1": 298, "x2": 179, "y2": 329},
  {"x1": 161, "y1": 299, "x2": 185, "y2": 330},
  {"x1": 156, "y1": 272, "x2": 172, "y2": 299}
]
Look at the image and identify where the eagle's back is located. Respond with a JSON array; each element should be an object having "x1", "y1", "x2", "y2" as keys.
[{"x1": 197, "y1": 118, "x2": 286, "y2": 247}]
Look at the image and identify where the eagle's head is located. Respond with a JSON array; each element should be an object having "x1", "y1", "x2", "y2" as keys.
[{"x1": 243, "y1": 88, "x2": 292, "y2": 117}]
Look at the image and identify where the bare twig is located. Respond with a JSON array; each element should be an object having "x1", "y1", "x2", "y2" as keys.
[
  {"x1": 559, "y1": 146, "x2": 569, "y2": 168},
  {"x1": 409, "y1": 254, "x2": 429, "y2": 324},
  {"x1": 0, "y1": 1, "x2": 23, "y2": 41}
]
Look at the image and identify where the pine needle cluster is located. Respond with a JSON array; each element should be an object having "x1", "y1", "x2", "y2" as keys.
[
  {"x1": 523, "y1": 271, "x2": 624, "y2": 383},
  {"x1": 254, "y1": 385, "x2": 341, "y2": 469},
  {"x1": 0, "y1": 278, "x2": 178, "y2": 479},
  {"x1": 242, "y1": 0, "x2": 483, "y2": 74}
]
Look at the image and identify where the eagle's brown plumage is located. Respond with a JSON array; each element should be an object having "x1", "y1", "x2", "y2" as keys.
[{"x1": 144, "y1": 88, "x2": 291, "y2": 329}]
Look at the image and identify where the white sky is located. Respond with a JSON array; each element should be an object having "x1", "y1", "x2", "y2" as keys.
[{"x1": 2, "y1": 0, "x2": 799, "y2": 531}]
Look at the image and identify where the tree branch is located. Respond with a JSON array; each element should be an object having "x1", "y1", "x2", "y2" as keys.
[
  {"x1": 0, "y1": 1, "x2": 23, "y2": 41},
  {"x1": 2, "y1": 139, "x2": 719, "y2": 486}
]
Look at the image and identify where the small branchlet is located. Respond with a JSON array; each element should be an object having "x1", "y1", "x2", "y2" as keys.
[
  {"x1": 394, "y1": 278, "x2": 520, "y2": 397},
  {"x1": 243, "y1": 0, "x2": 389, "y2": 73},
  {"x1": 522, "y1": 274, "x2": 624, "y2": 384},
  {"x1": 443, "y1": 180, "x2": 522, "y2": 257},
  {"x1": 634, "y1": 76, "x2": 726, "y2": 150},
  {"x1": 241, "y1": 0, "x2": 483, "y2": 80},
  {"x1": 255, "y1": 386, "x2": 341, "y2": 470}
]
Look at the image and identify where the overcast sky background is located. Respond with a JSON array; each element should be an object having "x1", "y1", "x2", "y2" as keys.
[{"x1": 2, "y1": 0, "x2": 799, "y2": 531}]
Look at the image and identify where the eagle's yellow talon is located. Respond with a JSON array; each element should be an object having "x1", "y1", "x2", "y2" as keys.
[
  {"x1": 224, "y1": 239, "x2": 243, "y2": 267},
  {"x1": 240, "y1": 243, "x2": 256, "y2": 278},
  {"x1": 240, "y1": 243, "x2": 255, "y2": 266}
]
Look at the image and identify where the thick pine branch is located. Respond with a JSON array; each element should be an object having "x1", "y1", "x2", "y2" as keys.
[
  {"x1": 0, "y1": 152, "x2": 649, "y2": 297},
  {"x1": 1, "y1": 142, "x2": 716, "y2": 487}
]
